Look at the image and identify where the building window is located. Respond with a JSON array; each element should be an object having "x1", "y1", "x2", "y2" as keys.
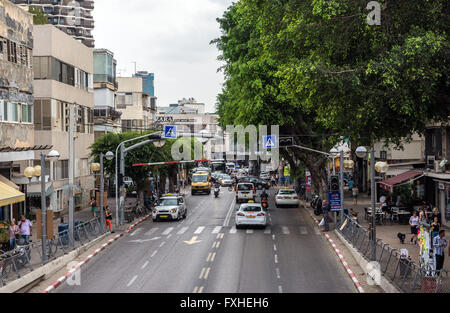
[
  {"x1": 21, "y1": 103, "x2": 33, "y2": 123},
  {"x1": 8, "y1": 102, "x2": 19, "y2": 122},
  {"x1": 1, "y1": 100, "x2": 7, "y2": 122},
  {"x1": 34, "y1": 99, "x2": 52, "y2": 130}
]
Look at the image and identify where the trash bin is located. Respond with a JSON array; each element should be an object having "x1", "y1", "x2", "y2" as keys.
[{"x1": 58, "y1": 223, "x2": 69, "y2": 245}]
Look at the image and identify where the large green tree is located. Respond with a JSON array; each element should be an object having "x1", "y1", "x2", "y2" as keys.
[{"x1": 213, "y1": 0, "x2": 449, "y2": 196}]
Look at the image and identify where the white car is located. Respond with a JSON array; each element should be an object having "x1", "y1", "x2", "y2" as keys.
[
  {"x1": 235, "y1": 202, "x2": 267, "y2": 228},
  {"x1": 275, "y1": 188, "x2": 299, "y2": 208},
  {"x1": 152, "y1": 194, "x2": 186, "y2": 221},
  {"x1": 259, "y1": 172, "x2": 270, "y2": 180},
  {"x1": 236, "y1": 183, "x2": 255, "y2": 203},
  {"x1": 220, "y1": 174, "x2": 233, "y2": 186}
]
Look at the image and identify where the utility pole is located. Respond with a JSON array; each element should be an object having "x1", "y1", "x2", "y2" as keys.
[
  {"x1": 339, "y1": 150, "x2": 344, "y2": 223},
  {"x1": 68, "y1": 103, "x2": 75, "y2": 246}
]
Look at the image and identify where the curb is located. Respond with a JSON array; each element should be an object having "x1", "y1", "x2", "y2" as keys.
[
  {"x1": 306, "y1": 208, "x2": 365, "y2": 293},
  {"x1": 42, "y1": 213, "x2": 151, "y2": 293}
]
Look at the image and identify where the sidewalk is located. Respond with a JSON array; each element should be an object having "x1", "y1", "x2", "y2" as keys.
[{"x1": 324, "y1": 190, "x2": 449, "y2": 269}]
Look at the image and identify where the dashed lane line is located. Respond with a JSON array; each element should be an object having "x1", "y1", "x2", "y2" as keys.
[{"x1": 127, "y1": 275, "x2": 138, "y2": 287}]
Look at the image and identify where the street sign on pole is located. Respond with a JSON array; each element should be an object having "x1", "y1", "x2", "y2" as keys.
[
  {"x1": 279, "y1": 137, "x2": 293, "y2": 147},
  {"x1": 328, "y1": 191, "x2": 341, "y2": 212},
  {"x1": 263, "y1": 135, "x2": 277, "y2": 149},
  {"x1": 163, "y1": 125, "x2": 177, "y2": 139}
]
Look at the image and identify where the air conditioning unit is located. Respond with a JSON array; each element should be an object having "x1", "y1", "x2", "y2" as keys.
[{"x1": 435, "y1": 160, "x2": 444, "y2": 173}]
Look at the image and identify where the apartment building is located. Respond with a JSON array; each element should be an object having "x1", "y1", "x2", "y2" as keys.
[
  {"x1": 93, "y1": 48, "x2": 121, "y2": 139},
  {"x1": 27, "y1": 24, "x2": 95, "y2": 215},
  {"x1": 117, "y1": 76, "x2": 155, "y2": 132},
  {"x1": 0, "y1": 0, "x2": 36, "y2": 221},
  {"x1": 12, "y1": 0, "x2": 95, "y2": 48}
]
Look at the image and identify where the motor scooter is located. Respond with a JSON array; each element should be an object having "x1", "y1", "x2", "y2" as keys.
[{"x1": 214, "y1": 186, "x2": 220, "y2": 198}]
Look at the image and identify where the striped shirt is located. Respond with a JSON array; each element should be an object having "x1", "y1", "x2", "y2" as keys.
[{"x1": 432, "y1": 236, "x2": 448, "y2": 256}]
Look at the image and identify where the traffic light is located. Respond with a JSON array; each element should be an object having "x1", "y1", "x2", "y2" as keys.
[
  {"x1": 118, "y1": 173, "x2": 124, "y2": 187},
  {"x1": 329, "y1": 175, "x2": 339, "y2": 191}
]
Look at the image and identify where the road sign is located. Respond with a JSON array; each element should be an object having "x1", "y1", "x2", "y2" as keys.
[
  {"x1": 263, "y1": 135, "x2": 277, "y2": 149},
  {"x1": 284, "y1": 167, "x2": 291, "y2": 177},
  {"x1": 163, "y1": 125, "x2": 177, "y2": 139},
  {"x1": 279, "y1": 137, "x2": 293, "y2": 147},
  {"x1": 328, "y1": 191, "x2": 341, "y2": 212}
]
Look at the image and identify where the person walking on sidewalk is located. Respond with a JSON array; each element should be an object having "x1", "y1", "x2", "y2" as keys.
[
  {"x1": 105, "y1": 206, "x2": 114, "y2": 233},
  {"x1": 321, "y1": 200, "x2": 330, "y2": 232},
  {"x1": 409, "y1": 211, "x2": 419, "y2": 244},
  {"x1": 9, "y1": 219, "x2": 19, "y2": 250},
  {"x1": 18, "y1": 215, "x2": 32, "y2": 244},
  {"x1": 430, "y1": 216, "x2": 441, "y2": 240},
  {"x1": 352, "y1": 186, "x2": 359, "y2": 205},
  {"x1": 90, "y1": 197, "x2": 98, "y2": 218},
  {"x1": 433, "y1": 230, "x2": 447, "y2": 275}
]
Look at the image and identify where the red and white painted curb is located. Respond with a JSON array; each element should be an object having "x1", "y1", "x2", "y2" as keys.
[
  {"x1": 308, "y1": 210, "x2": 365, "y2": 293},
  {"x1": 43, "y1": 214, "x2": 152, "y2": 293}
]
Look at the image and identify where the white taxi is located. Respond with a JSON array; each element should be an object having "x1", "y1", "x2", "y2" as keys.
[
  {"x1": 235, "y1": 202, "x2": 267, "y2": 228},
  {"x1": 275, "y1": 188, "x2": 299, "y2": 208}
]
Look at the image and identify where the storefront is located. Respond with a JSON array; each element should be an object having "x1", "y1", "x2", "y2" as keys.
[
  {"x1": 424, "y1": 172, "x2": 450, "y2": 228},
  {"x1": 0, "y1": 180, "x2": 25, "y2": 222}
]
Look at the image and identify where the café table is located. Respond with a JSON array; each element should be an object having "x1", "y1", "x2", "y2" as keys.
[{"x1": 397, "y1": 210, "x2": 411, "y2": 225}]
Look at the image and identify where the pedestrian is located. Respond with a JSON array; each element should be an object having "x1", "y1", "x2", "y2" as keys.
[
  {"x1": 89, "y1": 197, "x2": 98, "y2": 218},
  {"x1": 432, "y1": 230, "x2": 447, "y2": 275},
  {"x1": 321, "y1": 199, "x2": 330, "y2": 232},
  {"x1": 18, "y1": 215, "x2": 32, "y2": 244},
  {"x1": 105, "y1": 206, "x2": 114, "y2": 233},
  {"x1": 430, "y1": 207, "x2": 441, "y2": 225},
  {"x1": 430, "y1": 216, "x2": 441, "y2": 240},
  {"x1": 352, "y1": 185, "x2": 359, "y2": 205},
  {"x1": 418, "y1": 208, "x2": 428, "y2": 227},
  {"x1": 348, "y1": 178, "x2": 354, "y2": 193},
  {"x1": 9, "y1": 219, "x2": 19, "y2": 250},
  {"x1": 409, "y1": 211, "x2": 419, "y2": 245}
]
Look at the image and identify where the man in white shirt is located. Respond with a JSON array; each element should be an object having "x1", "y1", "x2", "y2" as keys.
[{"x1": 433, "y1": 230, "x2": 448, "y2": 275}]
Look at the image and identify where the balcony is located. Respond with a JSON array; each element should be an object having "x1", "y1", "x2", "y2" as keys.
[{"x1": 94, "y1": 106, "x2": 122, "y2": 121}]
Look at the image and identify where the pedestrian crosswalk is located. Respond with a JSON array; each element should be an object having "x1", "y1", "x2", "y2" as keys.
[{"x1": 134, "y1": 224, "x2": 317, "y2": 238}]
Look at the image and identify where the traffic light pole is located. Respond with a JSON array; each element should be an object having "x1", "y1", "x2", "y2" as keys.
[{"x1": 339, "y1": 150, "x2": 344, "y2": 224}]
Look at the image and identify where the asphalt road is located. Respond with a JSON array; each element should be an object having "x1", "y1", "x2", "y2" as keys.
[{"x1": 56, "y1": 187, "x2": 355, "y2": 293}]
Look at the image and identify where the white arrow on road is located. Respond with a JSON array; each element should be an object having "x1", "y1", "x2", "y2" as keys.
[
  {"x1": 129, "y1": 237, "x2": 161, "y2": 243},
  {"x1": 184, "y1": 236, "x2": 201, "y2": 245}
]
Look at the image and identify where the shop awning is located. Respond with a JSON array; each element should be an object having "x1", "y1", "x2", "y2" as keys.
[
  {"x1": 0, "y1": 181, "x2": 25, "y2": 207},
  {"x1": 0, "y1": 174, "x2": 19, "y2": 190},
  {"x1": 380, "y1": 170, "x2": 423, "y2": 192},
  {"x1": 26, "y1": 182, "x2": 53, "y2": 198}
]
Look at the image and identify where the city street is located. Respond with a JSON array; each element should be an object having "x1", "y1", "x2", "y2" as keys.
[{"x1": 55, "y1": 188, "x2": 355, "y2": 293}]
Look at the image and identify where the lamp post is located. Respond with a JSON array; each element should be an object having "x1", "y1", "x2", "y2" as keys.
[
  {"x1": 355, "y1": 146, "x2": 388, "y2": 261},
  {"x1": 40, "y1": 149, "x2": 59, "y2": 264},
  {"x1": 94, "y1": 151, "x2": 114, "y2": 232},
  {"x1": 24, "y1": 167, "x2": 35, "y2": 218}
]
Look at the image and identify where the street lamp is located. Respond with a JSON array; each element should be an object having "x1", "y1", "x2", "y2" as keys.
[
  {"x1": 40, "y1": 149, "x2": 59, "y2": 263},
  {"x1": 355, "y1": 146, "x2": 388, "y2": 261},
  {"x1": 24, "y1": 167, "x2": 35, "y2": 218},
  {"x1": 92, "y1": 151, "x2": 114, "y2": 232}
]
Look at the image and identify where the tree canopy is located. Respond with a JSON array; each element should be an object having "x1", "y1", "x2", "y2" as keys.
[{"x1": 212, "y1": 0, "x2": 449, "y2": 194}]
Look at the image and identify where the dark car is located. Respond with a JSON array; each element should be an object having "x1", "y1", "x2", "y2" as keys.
[{"x1": 238, "y1": 176, "x2": 269, "y2": 190}]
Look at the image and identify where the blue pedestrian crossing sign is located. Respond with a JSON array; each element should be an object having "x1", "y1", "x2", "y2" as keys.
[
  {"x1": 163, "y1": 125, "x2": 177, "y2": 139},
  {"x1": 263, "y1": 135, "x2": 277, "y2": 149}
]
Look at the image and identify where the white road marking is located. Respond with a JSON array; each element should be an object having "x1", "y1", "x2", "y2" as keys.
[
  {"x1": 275, "y1": 268, "x2": 281, "y2": 279},
  {"x1": 130, "y1": 228, "x2": 142, "y2": 236},
  {"x1": 199, "y1": 267, "x2": 206, "y2": 279},
  {"x1": 216, "y1": 241, "x2": 221, "y2": 248},
  {"x1": 223, "y1": 197, "x2": 236, "y2": 227},
  {"x1": 144, "y1": 228, "x2": 158, "y2": 236},
  {"x1": 273, "y1": 244, "x2": 277, "y2": 251},
  {"x1": 159, "y1": 242, "x2": 165, "y2": 247},
  {"x1": 219, "y1": 233, "x2": 224, "y2": 239},
  {"x1": 246, "y1": 229, "x2": 254, "y2": 234},
  {"x1": 198, "y1": 286, "x2": 204, "y2": 293},
  {"x1": 229, "y1": 226, "x2": 237, "y2": 234},
  {"x1": 207, "y1": 253, "x2": 212, "y2": 262},
  {"x1": 194, "y1": 226, "x2": 205, "y2": 234},
  {"x1": 127, "y1": 275, "x2": 138, "y2": 287},
  {"x1": 212, "y1": 226, "x2": 222, "y2": 234},
  {"x1": 300, "y1": 226, "x2": 308, "y2": 235},
  {"x1": 212, "y1": 241, "x2": 218, "y2": 248},
  {"x1": 278, "y1": 285, "x2": 283, "y2": 293},
  {"x1": 282, "y1": 226, "x2": 290, "y2": 235},
  {"x1": 193, "y1": 286, "x2": 198, "y2": 293},
  {"x1": 204, "y1": 267, "x2": 211, "y2": 279},
  {"x1": 141, "y1": 261, "x2": 149, "y2": 269},
  {"x1": 150, "y1": 250, "x2": 158, "y2": 258},
  {"x1": 264, "y1": 228, "x2": 271, "y2": 234},
  {"x1": 211, "y1": 252, "x2": 216, "y2": 262},
  {"x1": 162, "y1": 227, "x2": 174, "y2": 235},
  {"x1": 274, "y1": 254, "x2": 278, "y2": 264},
  {"x1": 167, "y1": 234, "x2": 172, "y2": 239},
  {"x1": 177, "y1": 226, "x2": 189, "y2": 235},
  {"x1": 272, "y1": 235, "x2": 276, "y2": 240}
]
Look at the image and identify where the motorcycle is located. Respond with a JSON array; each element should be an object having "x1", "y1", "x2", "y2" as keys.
[
  {"x1": 214, "y1": 186, "x2": 220, "y2": 198},
  {"x1": 261, "y1": 199, "x2": 268, "y2": 210}
]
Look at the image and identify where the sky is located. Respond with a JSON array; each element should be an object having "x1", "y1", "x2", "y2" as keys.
[{"x1": 92, "y1": 0, "x2": 234, "y2": 113}]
